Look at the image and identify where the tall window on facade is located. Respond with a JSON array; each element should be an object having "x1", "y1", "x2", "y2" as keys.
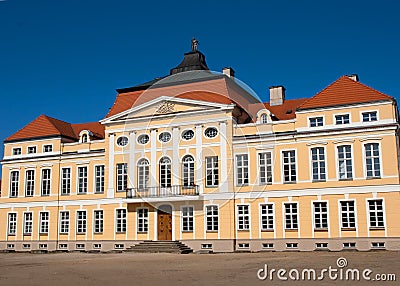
[
  {"x1": 116, "y1": 163, "x2": 128, "y2": 192},
  {"x1": 313, "y1": 202, "x2": 328, "y2": 229},
  {"x1": 368, "y1": 199, "x2": 385, "y2": 228},
  {"x1": 77, "y1": 166, "x2": 88, "y2": 194},
  {"x1": 282, "y1": 150, "x2": 296, "y2": 183},
  {"x1": 237, "y1": 205, "x2": 250, "y2": 230},
  {"x1": 59, "y1": 211, "x2": 69, "y2": 234},
  {"x1": 61, "y1": 168, "x2": 71, "y2": 195},
  {"x1": 137, "y1": 160, "x2": 148, "y2": 190},
  {"x1": 340, "y1": 201, "x2": 356, "y2": 229},
  {"x1": 365, "y1": 143, "x2": 381, "y2": 178},
  {"x1": 311, "y1": 147, "x2": 326, "y2": 181},
  {"x1": 9, "y1": 170, "x2": 19, "y2": 198},
  {"x1": 182, "y1": 206, "x2": 194, "y2": 232},
  {"x1": 39, "y1": 212, "x2": 49, "y2": 234},
  {"x1": 76, "y1": 211, "x2": 87, "y2": 234},
  {"x1": 95, "y1": 165, "x2": 105, "y2": 193},
  {"x1": 206, "y1": 205, "x2": 218, "y2": 231},
  {"x1": 284, "y1": 203, "x2": 298, "y2": 230},
  {"x1": 205, "y1": 156, "x2": 219, "y2": 187},
  {"x1": 25, "y1": 170, "x2": 35, "y2": 197},
  {"x1": 259, "y1": 152, "x2": 272, "y2": 184},
  {"x1": 362, "y1": 111, "x2": 377, "y2": 122},
  {"x1": 260, "y1": 204, "x2": 274, "y2": 231},
  {"x1": 182, "y1": 155, "x2": 195, "y2": 187},
  {"x1": 335, "y1": 114, "x2": 350, "y2": 125},
  {"x1": 116, "y1": 209, "x2": 127, "y2": 233},
  {"x1": 236, "y1": 154, "x2": 249, "y2": 186},
  {"x1": 41, "y1": 169, "x2": 51, "y2": 196},
  {"x1": 337, "y1": 145, "x2": 353, "y2": 179},
  {"x1": 94, "y1": 210, "x2": 103, "y2": 233},
  {"x1": 23, "y1": 212, "x2": 33, "y2": 235},
  {"x1": 137, "y1": 208, "x2": 148, "y2": 233},
  {"x1": 159, "y1": 157, "x2": 171, "y2": 188},
  {"x1": 8, "y1": 213, "x2": 17, "y2": 235}
]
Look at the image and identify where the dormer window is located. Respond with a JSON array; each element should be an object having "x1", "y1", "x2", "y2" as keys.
[
  {"x1": 309, "y1": 117, "x2": 323, "y2": 127},
  {"x1": 261, "y1": 114, "x2": 268, "y2": 124},
  {"x1": 79, "y1": 130, "x2": 92, "y2": 143},
  {"x1": 82, "y1": 134, "x2": 88, "y2": 143}
]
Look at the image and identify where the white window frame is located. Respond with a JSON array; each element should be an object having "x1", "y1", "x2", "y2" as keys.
[
  {"x1": 137, "y1": 208, "x2": 149, "y2": 233},
  {"x1": 235, "y1": 153, "x2": 249, "y2": 186},
  {"x1": 334, "y1": 113, "x2": 351, "y2": 125},
  {"x1": 236, "y1": 204, "x2": 250, "y2": 231},
  {"x1": 367, "y1": 199, "x2": 385, "y2": 229},
  {"x1": 159, "y1": 156, "x2": 172, "y2": 188},
  {"x1": 310, "y1": 146, "x2": 326, "y2": 182},
  {"x1": 258, "y1": 152, "x2": 273, "y2": 185},
  {"x1": 116, "y1": 135, "x2": 129, "y2": 147},
  {"x1": 12, "y1": 147, "x2": 22, "y2": 156},
  {"x1": 181, "y1": 205, "x2": 194, "y2": 232},
  {"x1": 339, "y1": 200, "x2": 357, "y2": 229},
  {"x1": 308, "y1": 116, "x2": 324, "y2": 127},
  {"x1": 281, "y1": 149, "x2": 297, "y2": 183},
  {"x1": 181, "y1": 129, "x2": 195, "y2": 141},
  {"x1": 9, "y1": 170, "x2": 19, "y2": 198},
  {"x1": 94, "y1": 165, "x2": 105, "y2": 193},
  {"x1": 59, "y1": 211, "x2": 70, "y2": 234},
  {"x1": 336, "y1": 145, "x2": 353, "y2": 180},
  {"x1": 115, "y1": 209, "x2": 127, "y2": 233},
  {"x1": 77, "y1": 166, "x2": 88, "y2": 194},
  {"x1": 41, "y1": 168, "x2": 51, "y2": 196},
  {"x1": 61, "y1": 167, "x2": 71, "y2": 195},
  {"x1": 136, "y1": 159, "x2": 148, "y2": 190},
  {"x1": 205, "y1": 205, "x2": 218, "y2": 232},
  {"x1": 39, "y1": 211, "x2": 49, "y2": 234},
  {"x1": 158, "y1": 131, "x2": 172, "y2": 143},
  {"x1": 260, "y1": 203, "x2": 274, "y2": 231},
  {"x1": 205, "y1": 156, "x2": 219, "y2": 187},
  {"x1": 93, "y1": 209, "x2": 104, "y2": 234},
  {"x1": 204, "y1": 127, "x2": 219, "y2": 139},
  {"x1": 7, "y1": 212, "x2": 17, "y2": 235},
  {"x1": 25, "y1": 169, "x2": 35, "y2": 197},
  {"x1": 23, "y1": 212, "x2": 33, "y2": 235},
  {"x1": 76, "y1": 210, "x2": 87, "y2": 234},
  {"x1": 182, "y1": 155, "x2": 195, "y2": 187},
  {"x1": 364, "y1": 142, "x2": 382, "y2": 178},
  {"x1": 313, "y1": 201, "x2": 329, "y2": 230},
  {"x1": 43, "y1": 144, "x2": 53, "y2": 153},
  {"x1": 117, "y1": 162, "x2": 128, "y2": 192},
  {"x1": 361, "y1": 110, "x2": 378, "y2": 122},
  {"x1": 137, "y1": 133, "x2": 150, "y2": 145},
  {"x1": 27, "y1": 146, "x2": 37, "y2": 154},
  {"x1": 284, "y1": 202, "x2": 298, "y2": 230}
]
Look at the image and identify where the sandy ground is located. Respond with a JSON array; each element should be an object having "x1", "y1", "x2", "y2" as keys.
[{"x1": 0, "y1": 251, "x2": 398, "y2": 286}]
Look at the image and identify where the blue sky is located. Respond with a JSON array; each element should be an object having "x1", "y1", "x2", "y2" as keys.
[{"x1": 0, "y1": 0, "x2": 399, "y2": 155}]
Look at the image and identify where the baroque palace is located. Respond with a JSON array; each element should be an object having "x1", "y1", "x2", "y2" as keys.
[{"x1": 1, "y1": 40, "x2": 399, "y2": 252}]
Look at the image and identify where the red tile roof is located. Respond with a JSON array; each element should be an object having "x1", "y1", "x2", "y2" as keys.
[
  {"x1": 264, "y1": 98, "x2": 308, "y2": 120},
  {"x1": 5, "y1": 115, "x2": 105, "y2": 142},
  {"x1": 298, "y1": 76, "x2": 393, "y2": 110}
]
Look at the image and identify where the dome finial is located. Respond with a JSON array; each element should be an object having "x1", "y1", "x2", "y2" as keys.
[{"x1": 191, "y1": 38, "x2": 199, "y2": 52}]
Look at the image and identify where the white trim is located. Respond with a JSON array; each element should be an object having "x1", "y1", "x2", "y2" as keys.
[
  {"x1": 180, "y1": 205, "x2": 195, "y2": 236},
  {"x1": 360, "y1": 109, "x2": 379, "y2": 123},
  {"x1": 362, "y1": 141, "x2": 383, "y2": 179},
  {"x1": 115, "y1": 135, "x2": 129, "y2": 148},
  {"x1": 234, "y1": 153, "x2": 250, "y2": 187},
  {"x1": 107, "y1": 134, "x2": 115, "y2": 198},
  {"x1": 136, "y1": 133, "x2": 150, "y2": 146},
  {"x1": 333, "y1": 112, "x2": 351, "y2": 125},
  {"x1": 311, "y1": 200, "x2": 330, "y2": 238},
  {"x1": 172, "y1": 127, "x2": 180, "y2": 186},
  {"x1": 180, "y1": 128, "x2": 195, "y2": 141},
  {"x1": 236, "y1": 203, "x2": 251, "y2": 238},
  {"x1": 295, "y1": 100, "x2": 392, "y2": 114},
  {"x1": 257, "y1": 150, "x2": 274, "y2": 185},
  {"x1": 338, "y1": 199, "x2": 358, "y2": 237},
  {"x1": 335, "y1": 143, "x2": 354, "y2": 181},
  {"x1": 258, "y1": 202, "x2": 275, "y2": 238},
  {"x1": 150, "y1": 130, "x2": 157, "y2": 188},
  {"x1": 307, "y1": 115, "x2": 325, "y2": 128},
  {"x1": 219, "y1": 122, "x2": 228, "y2": 193},
  {"x1": 128, "y1": 132, "x2": 136, "y2": 188},
  {"x1": 195, "y1": 125, "x2": 203, "y2": 193},
  {"x1": 308, "y1": 145, "x2": 328, "y2": 182},
  {"x1": 204, "y1": 204, "x2": 220, "y2": 239},
  {"x1": 280, "y1": 148, "x2": 297, "y2": 184}
]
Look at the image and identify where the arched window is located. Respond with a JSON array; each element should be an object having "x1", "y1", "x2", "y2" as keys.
[
  {"x1": 159, "y1": 157, "x2": 171, "y2": 188},
  {"x1": 261, "y1": 114, "x2": 268, "y2": 124},
  {"x1": 81, "y1": 134, "x2": 88, "y2": 143},
  {"x1": 182, "y1": 155, "x2": 194, "y2": 186},
  {"x1": 137, "y1": 158, "x2": 149, "y2": 190}
]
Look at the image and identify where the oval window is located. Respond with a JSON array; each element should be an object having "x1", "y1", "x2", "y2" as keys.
[
  {"x1": 204, "y1": 127, "x2": 218, "y2": 138},
  {"x1": 117, "y1": 136, "x2": 129, "y2": 147},
  {"x1": 159, "y1": 132, "x2": 171, "y2": 143},
  {"x1": 137, "y1": 134, "x2": 150, "y2": 145},
  {"x1": 181, "y1": 130, "x2": 194, "y2": 141}
]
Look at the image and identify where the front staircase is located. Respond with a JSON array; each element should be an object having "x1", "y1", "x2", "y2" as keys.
[{"x1": 126, "y1": 241, "x2": 193, "y2": 254}]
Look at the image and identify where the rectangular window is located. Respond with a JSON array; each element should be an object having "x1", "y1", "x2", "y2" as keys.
[
  {"x1": 116, "y1": 209, "x2": 127, "y2": 233},
  {"x1": 94, "y1": 210, "x2": 103, "y2": 233},
  {"x1": 25, "y1": 170, "x2": 35, "y2": 197},
  {"x1": 43, "y1": 145, "x2": 53, "y2": 152},
  {"x1": 311, "y1": 147, "x2": 326, "y2": 181},
  {"x1": 182, "y1": 206, "x2": 194, "y2": 232},
  {"x1": 259, "y1": 152, "x2": 272, "y2": 184},
  {"x1": 362, "y1": 111, "x2": 377, "y2": 122},
  {"x1": 284, "y1": 203, "x2": 298, "y2": 230},
  {"x1": 365, "y1": 143, "x2": 381, "y2": 178},
  {"x1": 340, "y1": 201, "x2": 356, "y2": 229},
  {"x1": 41, "y1": 169, "x2": 51, "y2": 196},
  {"x1": 137, "y1": 208, "x2": 148, "y2": 233},
  {"x1": 27, "y1": 146, "x2": 37, "y2": 154},
  {"x1": 337, "y1": 145, "x2": 353, "y2": 179},
  {"x1": 95, "y1": 165, "x2": 105, "y2": 193},
  {"x1": 282, "y1": 150, "x2": 296, "y2": 183},
  {"x1": 260, "y1": 204, "x2": 274, "y2": 231},
  {"x1": 368, "y1": 199, "x2": 385, "y2": 228},
  {"x1": 61, "y1": 168, "x2": 71, "y2": 195},
  {"x1": 116, "y1": 163, "x2": 128, "y2": 192},
  {"x1": 59, "y1": 211, "x2": 69, "y2": 234},
  {"x1": 39, "y1": 212, "x2": 49, "y2": 234},
  {"x1": 335, "y1": 114, "x2": 350, "y2": 125},
  {"x1": 309, "y1": 117, "x2": 323, "y2": 127},
  {"x1": 237, "y1": 205, "x2": 250, "y2": 230},
  {"x1": 23, "y1": 212, "x2": 33, "y2": 235},
  {"x1": 77, "y1": 166, "x2": 88, "y2": 194},
  {"x1": 205, "y1": 156, "x2": 219, "y2": 187},
  {"x1": 314, "y1": 202, "x2": 328, "y2": 229},
  {"x1": 7, "y1": 213, "x2": 17, "y2": 235},
  {"x1": 12, "y1": 147, "x2": 21, "y2": 156},
  {"x1": 236, "y1": 154, "x2": 249, "y2": 186},
  {"x1": 10, "y1": 170, "x2": 19, "y2": 197},
  {"x1": 76, "y1": 210, "x2": 87, "y2": 234},
  {"x1": 206, "y1": 205, "x2": 218, "y2": 232}
]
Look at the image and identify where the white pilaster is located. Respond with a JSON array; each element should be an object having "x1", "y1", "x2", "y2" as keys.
[
  {"x1": 172, "y1": 127, "x2": 180, "y2": 186},
  {"x1": 107, "y1": 133, "x2": 115, "y2": 198},
  {"x1": 128, "y1": 132, "x2": 136, "y2": 188},
  {"x1": 220, "y1": 121, "x2": 228, "y2": 193},
  {"x1": 150, "y1": 129, "x2": 157, "y2": 187},
  {"x1": 195, "y1": 125, "x2": 203, "y2": 194}
]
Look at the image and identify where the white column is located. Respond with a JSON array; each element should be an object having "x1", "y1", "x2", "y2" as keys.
[
  {"x1": 128, "y1": 132, "x2": 136, "y2": 188},
  {"x1": 107, "y1": 133, "x2": 115, "y2": 198},
  {"x1": 220, "y1": 122, "x2": 228, "y2": 193},
  {"x1": 172, "y1": 127, "x2": 180, "y2": 186},
  {"x1": 195, "y1": 125, "x2": 203, "y2": 194},
  {"x1": 150, "y1": 129, "x2": 157, "y2": 188}
]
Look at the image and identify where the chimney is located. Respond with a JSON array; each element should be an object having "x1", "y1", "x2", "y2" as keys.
[
  {"x1": 346, "y1": 74, "x2": 359, "y2": 82},
  {"x1": 222, "y1": 67, "x2": 235, "y2": 78},
  {"x1": 269, "y1": 86, "x2": 286, "y2": 106}
]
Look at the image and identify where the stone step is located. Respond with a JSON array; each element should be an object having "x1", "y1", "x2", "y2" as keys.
[{"x1": 127, "y1": 240, "x2": 193, "y2": 254}]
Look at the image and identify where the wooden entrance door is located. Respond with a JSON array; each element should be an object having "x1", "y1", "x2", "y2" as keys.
[{"x1": 157, "y1": 210, "x2": 172, "y2": 240}]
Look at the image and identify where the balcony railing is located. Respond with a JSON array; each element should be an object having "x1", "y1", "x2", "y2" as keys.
[{"x1": 126, "y1": 185, "x2": 199, "y2": 198}]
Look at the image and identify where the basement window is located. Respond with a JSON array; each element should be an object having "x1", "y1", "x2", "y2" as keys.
[
  {"x1": 238, "y1": 243, "x2": 250, "y2": 249},
  {"x1": 59, "y1": 244, "x2": 68, "y2": 250},
  {"x1": 23, "y1": 244, "x2": 31, "y2": 249},
  {"x1": 39, "y1": 244, "x2": 48, "y2": 249},
  {"x1": 76, "y1": 244, "x2": 85, "y2": 250},
  {"x1": 201, "y1": 244, "x2": 213, "y2": 249},
  {"x1": 7, "y1": 244, "x2": 15, "y2": 249},
  {"x1": 114, "y1": 244, "x2": 124, "y2": 250},
  {"x1": 343, "y1": 242, "x2": 356, "y2": 249},
  {"x1": 93, "y1": 244, "x2": 102, "y2": 250},
  {"x1": 262, "y1": 243, "x2": 274, "y2": 249},
  {"x1": 286, "y1": 243, "x2": 298, "y2": 249},
  {"x1": 371, "y1": 242, "x2": 385, "y2": 249},
  {"x1": 315, "y1": 243, "x2": 328, "y2": 250}
]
